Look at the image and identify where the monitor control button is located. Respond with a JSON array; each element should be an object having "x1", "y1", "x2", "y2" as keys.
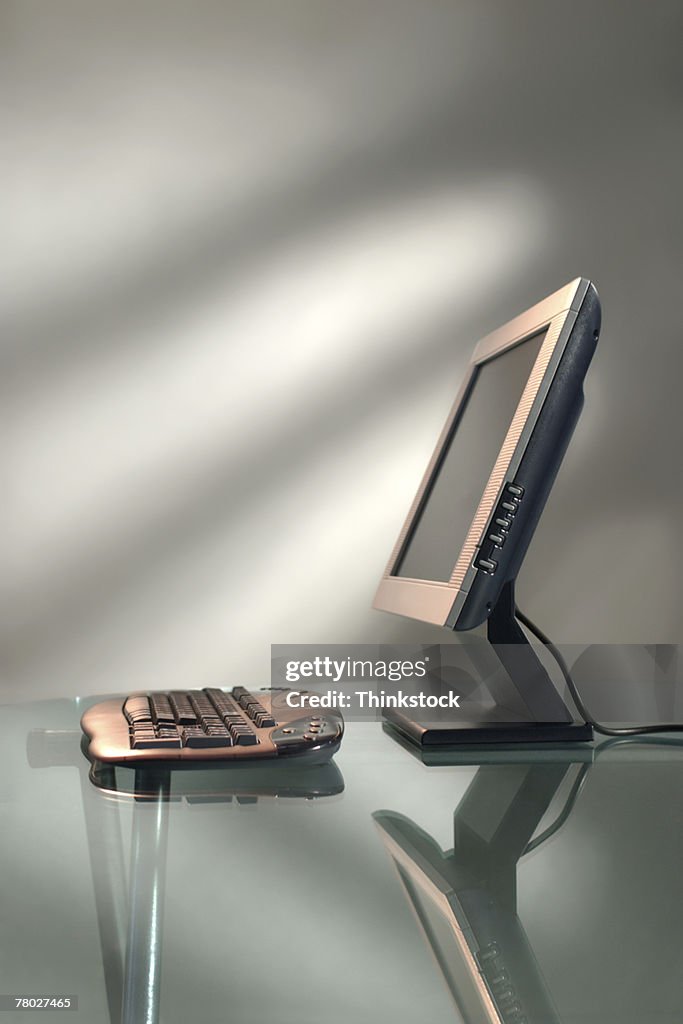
[
  {"x1": 507, "y1": 483, "x2": 524, "y2": 497},
  {"x1": 478, "y1": 943, "x2": 501, "y2": 964},
  {"x1": 495, "y1": 517, "x2": 512, "y2": 531},
  {"x1": 489, "y1": 533, "x2": 505, "y2": 547},
  {"x1": 500, "y1": 501, "x2": 518, "y2": 515},
  {"x1": 477, "y1": 558, "x2": 497, "y2": 574}
]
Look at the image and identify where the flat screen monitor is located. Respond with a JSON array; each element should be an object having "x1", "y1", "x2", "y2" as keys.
[{"x1": 373, "y1": 278, "x2": 601, "y2": 631}]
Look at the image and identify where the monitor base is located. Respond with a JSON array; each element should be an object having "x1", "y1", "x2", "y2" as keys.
[
  {"x1": 383, "y1": 580, "x2": 593, "y2": 751},
  {"x1": 383, "y1": 711, "x2": 593, "y2": 749}
]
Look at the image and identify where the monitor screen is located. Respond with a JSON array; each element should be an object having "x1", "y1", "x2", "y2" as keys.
[{"x1": 394, "y1": 330, "x2": 546, "y2": 582}]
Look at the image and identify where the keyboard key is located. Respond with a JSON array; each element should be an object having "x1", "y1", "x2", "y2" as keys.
[
  {"x1": 188, "y1": 692, "x2": 226, "y2": 731},
  {"x1": 203, "y1": 687, "x2": 233, "y2": 710},
  {"x1": 234, "y1": 733, "x2": 259, "y2": 746},
  {"x1": 228, "y1": 690, "x2": 278, "y2": 729},
  {"x1": 168, "y1": 691, "x2": 198, "y2": 724},
  {"x1": 132, "y1": 724, "x2": 156, "y2": 741},
  {"x1": 182, "y1": 726, "x2": 233, "y2": 748},
  {"x1": 188, "y1": 691, "x2": 214, "y2": 712},
  {"x1": 123, "y1": 696, "x2": 152, "y2": 724},
  {"x1": 131, "y1": 733, "x2": 181, "y2": 750},
  {"x1": 228, "y1": 722, "x2": 258, "y2": 746},
  {"x1": 150, "y1": 694, "x2": 175, "y2": 724},
  {"x1": 199, "y1": 714, "x2": 223, "y2": 727}
]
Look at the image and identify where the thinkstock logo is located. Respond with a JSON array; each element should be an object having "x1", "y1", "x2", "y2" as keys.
[{"x1": 284, "y1": 655, "x2": 428, "y2": 685}]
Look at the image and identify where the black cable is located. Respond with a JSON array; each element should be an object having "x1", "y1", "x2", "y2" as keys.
[
  {"x1": 522, "y1": 732, "x2": 683, "y2": 856},
  {"x1": 515, "y1": 606, "x2": 683, "y2": 737},
  {"x1": 522, "y1": 763, "x2": 590, "y2": 855}
]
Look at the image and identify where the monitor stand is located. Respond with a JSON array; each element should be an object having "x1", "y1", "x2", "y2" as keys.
[{"x1": 384, "y1": 580, "x2": 593, "y2": 748}]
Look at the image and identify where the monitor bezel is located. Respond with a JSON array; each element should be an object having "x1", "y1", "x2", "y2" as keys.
[{"x1": 373, "y1": 278, "x2": 591, "y2": 628}]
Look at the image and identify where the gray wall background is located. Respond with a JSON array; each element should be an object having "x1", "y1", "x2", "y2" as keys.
[{"x1": 3, "y1": 0, "x2": 683, "y2": 703}]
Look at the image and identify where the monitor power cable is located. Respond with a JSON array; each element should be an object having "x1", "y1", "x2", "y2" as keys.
[{"x1": 515, "y1": 606, "x2": 683, "y2": 737}]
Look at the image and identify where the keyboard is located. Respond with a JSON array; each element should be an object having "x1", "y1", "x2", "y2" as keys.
[{"x1": 80, "y1": 687, "x2": 344, "y2": 765}]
